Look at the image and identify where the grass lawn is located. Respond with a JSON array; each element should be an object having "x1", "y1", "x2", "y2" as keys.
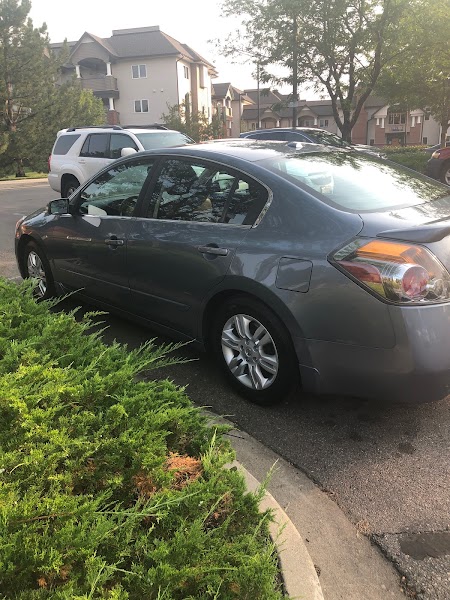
[{"x1": 0, "y1": 169, "x2": 47, "y2": 181}]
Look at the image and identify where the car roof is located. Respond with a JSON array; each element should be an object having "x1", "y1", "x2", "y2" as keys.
[
  {"x1": 57, "y1": 127, "x2": 181, "y2": 136},
  {"x1": 132, "y1": 139, "x2": 341, "y2": 162},
  {"x1": 244, "y1": 127, "x2": 330, "y2": 135}
]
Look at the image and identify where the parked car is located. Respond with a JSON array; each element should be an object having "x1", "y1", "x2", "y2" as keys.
[
  {"x1": 423, "y1": 141, "x2": 450, "y2": 154},
  {"x1": 426, "y1": 146, "x2": 450, "y2": 185},
  {"x1": 16, "y1": 140, "x2": 450, "y2": 405},
  {"x1": 48, "y1": 125, "x2": 194, "y2": 198},
  {"x1": 240, "y1": 127, "x2": 387, "y2": 158}
]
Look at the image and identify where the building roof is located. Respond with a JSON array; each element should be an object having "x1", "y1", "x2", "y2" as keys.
[
  {"x1": 213, "y1": 83, "x2": 254, "y2": 103},
  {"x1": 212, "y1": 82, "x2": 232, "y2": 98},
  {"x1": 241, "y1": 107, "x2": 263, "y2": 120},
  {"x1": 244, "y1": 88, "x2": 284, "y2": 106},
  {"x1": 54, "y1": 26, "x2": 217, "y2": 73},
  {"x1": 363, "y1": 95, "x2": 387, "y2": 108}
]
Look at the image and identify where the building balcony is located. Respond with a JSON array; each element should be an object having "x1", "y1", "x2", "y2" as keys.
[
  {"x1": 385, "y1": 123, "x2": 410, "y2": 134},
  {"x1": 80, "y1": 76, "x2": 119, "y2": 99}
]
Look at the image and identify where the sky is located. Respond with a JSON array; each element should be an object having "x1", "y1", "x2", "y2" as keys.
[{"x1": 28, "y1": 0, "x2": 270, "y2": 92}]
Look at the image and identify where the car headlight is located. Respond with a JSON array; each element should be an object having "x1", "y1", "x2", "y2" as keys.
[
  {"x1": 331, "y1": 238, "x2": 450, "y2": 304},
  {"x1": 431, "y1": 151, "x2": 441, "y2": 159}
]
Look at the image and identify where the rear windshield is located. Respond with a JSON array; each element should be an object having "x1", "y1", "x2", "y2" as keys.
[
  {"x1": 260, "y1": 152, "x2": 450, "y2": 212},
  {"x1": 53, "y1": 134, "x2": 81, "y2": 155},
  {"x1": 135, "y1": 132, "x2": 194, "y2": 150}
]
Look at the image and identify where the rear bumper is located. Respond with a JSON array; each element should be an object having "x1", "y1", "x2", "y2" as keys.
[
  {"x1": 47, "y1": 173, "x2": 61, "y2": 193},
  {"x1": 298, "y1": 303, "x2": 450, "y2": 403}
]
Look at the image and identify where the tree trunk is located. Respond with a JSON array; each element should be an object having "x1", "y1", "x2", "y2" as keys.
[
  {"x1": 15, "y1": 158, "x2": 25, "y2": 177},
  {"x1": 341, "y1": 121, "x2": 352, "y2": 143}
]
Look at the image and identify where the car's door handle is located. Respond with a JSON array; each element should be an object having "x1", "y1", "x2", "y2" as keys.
[
  {"x1": 105, "y1": 237, "x2": 124, "y2": 246},
  {"x1": 198, "y1": 245, "x2": 229, "y2": 256},
  {"x1": 78, "y1": 159, "x2": 86, "y2": 164}
]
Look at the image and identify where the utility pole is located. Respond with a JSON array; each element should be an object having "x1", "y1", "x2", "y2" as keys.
[
  {"x1": 257, "y1": 60, "x2": 261, "y2": 129},
  {"x1": 292, "y1": 12, "x2": 298, "y2": 129}
]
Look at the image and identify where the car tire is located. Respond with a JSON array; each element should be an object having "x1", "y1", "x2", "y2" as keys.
[
  {"x1": 211, "y1": 296, "x2": 298, "y2": 405},
  {"x1": 23, "y1": 241, "x2": 56, "y2": 300},
  {"x1": 440, "y1": 161, "x2": 450, "y2": 186},
  {"x1": 62, "y1": 176, "x2": 80, "y2": 198}
]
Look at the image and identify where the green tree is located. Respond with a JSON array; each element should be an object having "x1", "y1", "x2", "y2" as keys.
[
  {"x1": 161, "y1": 101, "x2": 223, "y2": 141},
  {"x1": 220, "y1": 0, "x2": 414, "y2": 142},
  {"x1": 0, "y1": 1, "x2": 104, "y2": 175},
  {"x1": 15, "y1": 84, "x2": 105, "y2": 173},
  {"x1": 376, "y1": 1, "x2": 450, "y2": 146}
]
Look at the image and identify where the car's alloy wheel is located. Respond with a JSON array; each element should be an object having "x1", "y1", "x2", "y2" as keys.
[
  {"x1": 441, "y1": 162, "x2": 450, "y2": 186},
  {"x1": 23, "y1": 242, "x2": 55, "y2": 300},
  {"x1": 212, "y1": 296, "x2": 297, "y2": 405},
  {"x1": 221, "y1": 314, "x2": 279, "y2": 390}
]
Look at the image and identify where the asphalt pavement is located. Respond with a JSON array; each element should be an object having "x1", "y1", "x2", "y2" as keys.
[{"x1": 2, "y1": 179, "x2": 449, "y2": 600}]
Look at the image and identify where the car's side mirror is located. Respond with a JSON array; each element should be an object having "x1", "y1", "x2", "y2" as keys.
[
  {"x1": 121, "y1": 147, "x2": 137, "y2": 157},
  {"x1": 47, "y1": 198, "x2": 70, "y2": 215}
]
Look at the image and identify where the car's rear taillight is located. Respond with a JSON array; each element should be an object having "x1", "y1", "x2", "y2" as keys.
[
  {"x1": 331, "y1": 239, "x2": 450, "y2": 304},
  {"x1": 47, "y1": 155, "x2": 51, "y2": 172}
]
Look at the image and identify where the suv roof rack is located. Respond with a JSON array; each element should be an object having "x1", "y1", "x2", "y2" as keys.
[
  {"x1": 65, "y1": 125, "x2": 123, "y2": 132},
  {"x1": 124, "y1": 124, "x2": 169, "y2": 130}
]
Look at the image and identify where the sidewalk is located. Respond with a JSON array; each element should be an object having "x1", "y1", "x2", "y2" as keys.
[{"x1": 208, "y1": 413, "x2": 406, "y2": 600}]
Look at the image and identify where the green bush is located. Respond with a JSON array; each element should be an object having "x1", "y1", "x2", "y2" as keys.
[
  {"x1": 381, "y1": 145, "x2": 429, "y2": 174},
  {"x1": 0, "y1": 279, "x2": 285, "y2": 599}
]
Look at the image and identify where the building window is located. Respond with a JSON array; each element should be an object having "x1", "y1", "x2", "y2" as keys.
[
  {"x1": 183, "y1": 66, "x2": 189, "y2": 79},
  {"x1": 423, "y1": 137, "x2": 428, "y2": 144},
  {"x1": 388, "y1": 113, "x2": 406, "y2": 124},
  {"x1": 319, "y1": 119, "x2": 329, "y2": 127},
  {"x1": 132, "y1": 64, "x2": 147, "y2": 79},
  {"x1": 134, "y1": 99, "x2": 149, "y2": 113}
]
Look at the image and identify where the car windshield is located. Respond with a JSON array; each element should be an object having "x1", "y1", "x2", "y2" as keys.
[
  {"x1": 135, "y1": 131, "x2": 194, "y2": 149},
  {"x1": 260, "y1": 151, "x2": 450, "y2": 213}
]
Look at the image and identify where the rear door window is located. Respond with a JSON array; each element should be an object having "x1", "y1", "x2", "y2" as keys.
[
  {"x1": 146, "y1": 158, "x2": 268, "y2": 225},
  {"x1": 80, "y1": 133, "x2": 109, "y2": 158}
]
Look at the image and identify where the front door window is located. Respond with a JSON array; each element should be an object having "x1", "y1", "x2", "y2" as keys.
[{"x1": 78, "y1": 160, "x2": 154, "y2": 217}]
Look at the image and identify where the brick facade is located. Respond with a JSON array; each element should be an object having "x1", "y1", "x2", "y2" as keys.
[{"x1": 350, "y1": 108, "x2": 368, "y2": 145}]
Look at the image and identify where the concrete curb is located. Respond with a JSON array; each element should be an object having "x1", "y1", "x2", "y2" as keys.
[
  {"x1": 0, "y1": 178, "x2": 47, "y2": 185},
  {"x1": 204, "y1": 410, "x2": 324, "y2": 599},
  {"x1": 232, "y1": 460, "x2": 324, "y2": 600}
]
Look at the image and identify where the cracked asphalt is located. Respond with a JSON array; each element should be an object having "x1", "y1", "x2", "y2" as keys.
[{"x1": 2, "y1": 180, "x2": 449, "y2": 599}]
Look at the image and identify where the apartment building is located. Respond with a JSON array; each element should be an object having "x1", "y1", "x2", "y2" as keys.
[
  {"x1": 211, "y1": 83, "x2": 254, "y2": 137},
  {"x1": 236, "y1": 89, "x2": 446, "y2": 146},
  {"x1": 51, "y1": 26, "x2": 218, "y2": 126}
]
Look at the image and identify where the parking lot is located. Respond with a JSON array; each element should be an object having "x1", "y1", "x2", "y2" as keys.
[{"x1": 2, "y1": 179, "x2": 450, "y2": 599}]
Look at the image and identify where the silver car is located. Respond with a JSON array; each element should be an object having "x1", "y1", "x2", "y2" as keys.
[{"x1": 15, "y1": 140, "x2": 450, "y2": 405}]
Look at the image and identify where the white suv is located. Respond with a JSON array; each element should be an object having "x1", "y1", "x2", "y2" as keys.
[{"x1": 48, "y1": 125, "x2": 194, "y2": 197}]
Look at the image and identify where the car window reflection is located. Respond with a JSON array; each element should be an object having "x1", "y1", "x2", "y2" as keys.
[
  {"x1": 79, "y1": 161, "x2": 153, "y2": 217},
  {"x1": 148, "y1": 159, "x2": 268, "y2": 225}
]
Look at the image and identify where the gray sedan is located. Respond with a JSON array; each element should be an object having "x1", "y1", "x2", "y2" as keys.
[{"x1": 15, "y1": 140, "x2": 450, "y2": 405}]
